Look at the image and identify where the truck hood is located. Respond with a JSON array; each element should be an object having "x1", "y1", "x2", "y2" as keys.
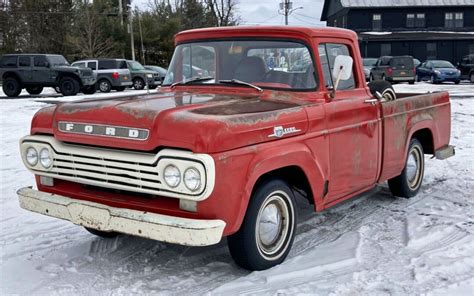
[{"x1": 42, "y1": 91, "x2": 310, "y2": 153}]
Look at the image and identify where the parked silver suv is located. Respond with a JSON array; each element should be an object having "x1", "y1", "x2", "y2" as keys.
[{"x1": 72, "y1": 59, "x2": 132, "y2": 92}]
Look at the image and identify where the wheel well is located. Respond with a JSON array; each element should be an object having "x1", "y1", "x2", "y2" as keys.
[
  {"x1": 252, "y1": 166, "x2": 314, "y2": 205},
  {"x1": 412, "y1": 128, "x2": 434, "y2": 154},
  {"x1": 2, "y1": 71, "x2": 21, "y2": 83},
  {"x1": 57, "y1": 73, "x2": 82, "y2": 86},
  {"x1": 133, "y1": 76, "x2": 144, "y2": 81}
]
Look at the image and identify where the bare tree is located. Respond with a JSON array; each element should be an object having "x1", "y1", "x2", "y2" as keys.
[
  {"x1": 68, "y1": 1, "x2": 114, "y2": 58},
  {"x1": 206, "y1": 0, "x2": 239, "y2": 26}
]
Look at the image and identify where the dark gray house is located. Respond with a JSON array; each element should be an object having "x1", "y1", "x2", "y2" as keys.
[{"x1": 320, "y1": 0, "x2": 474, "y2": 63}]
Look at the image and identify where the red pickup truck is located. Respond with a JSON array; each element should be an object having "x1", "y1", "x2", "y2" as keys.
[{"x1": 18, "y1": 26, "x2": 454, "y2": 270}]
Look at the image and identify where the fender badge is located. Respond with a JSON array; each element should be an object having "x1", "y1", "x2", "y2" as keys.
[{"x1": 268, "y1": 126, "x2": 301, "y2": 138}]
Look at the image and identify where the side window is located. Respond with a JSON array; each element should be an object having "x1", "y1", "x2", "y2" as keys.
[
  {"x1": 74, "y1": 62, "x2": 86, "y2": 68},
  {"x1": 318, "y1": 43, "x2": 355, "y2": 90},
  {"x1": 34, "y1": 56, "x2": 48, "y2": 67},
  {"x1": 98, "y1": 60, "x2": 115, "y2": 69},
  {"x1": 87, "y1": 61, "x2": 97, "y2": 70},
  {"x1": 181, "y1": 45, "x2": 215, "y2": 80},
  {"x1": 318, "y1": 44, "x2": 333, "y2": 88},
  {"x1": 0, "y1": 56, "x2": 17, "y2": 68},
  {"x1": 18, "y1": 56, "x2": 31, "y2": 67}
]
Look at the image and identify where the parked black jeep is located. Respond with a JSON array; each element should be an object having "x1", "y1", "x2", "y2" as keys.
[
  {"x1": 458, "y1": 54, "x2": 474, "y2": 83},
  {"x1": 0, "y1": 54, "x2": 96, "y2": 97}
]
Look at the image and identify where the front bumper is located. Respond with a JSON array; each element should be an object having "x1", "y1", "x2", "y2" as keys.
[
  {"x1": 17, "y1": 187, "x2": 226, "y2": 246},
  {"x1": 82, "y1": 77, "x2": 97, "y2": 86}
]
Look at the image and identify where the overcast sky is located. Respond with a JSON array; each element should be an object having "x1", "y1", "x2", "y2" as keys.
[{"x1": 135, "y1": 0, "x2": 326, "y2": 27}]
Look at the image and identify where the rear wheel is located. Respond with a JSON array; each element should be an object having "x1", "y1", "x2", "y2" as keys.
[
  {"x1": 409, "y1": 80, "x2": 415, "y2": 85},
  {"x1": 228, "y1": 179, "x2": 297, "y2": 270},
  {"x1": 455, "y1": 80, "x2": 460, "y2": 85},
  {"x1": 85, "y1": 227, "x2": 119, "y2": 238},
  {"x1": 98, "y1": 79, "x2": 112, "y2": 93},
  {"x1": 2, "y1": 77, "x2": 22, "y2": 97},
  {"x1": 60, "y1": 77, "x2": 80, "y2": 96},
  {"x1": 469, "y1": 73, "x2": 474, "y2": 83},
  {"x1": 26, "y1": 86, "x2": 43, "y2": 95},
  {"x1": 388, "y1": 138, "x2": 425, "y2": 198}
]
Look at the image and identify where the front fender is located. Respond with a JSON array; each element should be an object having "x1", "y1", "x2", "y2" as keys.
[{"x1": 230, "y1": 142, "x2": 327, "y2": 232}]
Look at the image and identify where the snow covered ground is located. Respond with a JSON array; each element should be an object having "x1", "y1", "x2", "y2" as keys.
[{"x1": 1, "y1": 83, "x2": 473, "y2": 295}]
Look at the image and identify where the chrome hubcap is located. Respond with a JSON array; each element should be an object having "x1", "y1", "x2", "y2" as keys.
[
  {"x1": 256, "y1": 191, "x2": 292, "y2": 259},
  {"x1": 406, "y1": 146, "x2": 422, "y2": 189}
]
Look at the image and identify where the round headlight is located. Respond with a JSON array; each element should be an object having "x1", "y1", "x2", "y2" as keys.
[
  {"x1": 184, "y1": 167, "x2": 201, "y2": 192},
  {"x1": 163, "y1": 165, "x2": 181, "y2": 188},
  {"x1": 39, "y1": 148, "x2": 52, "y2": 168},
  {"x1": 26, "y1": 147, "x2": 38, "y2": 166}
]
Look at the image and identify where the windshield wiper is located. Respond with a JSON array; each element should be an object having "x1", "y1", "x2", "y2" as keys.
[
  {"x1": 170, "y1": 76, "x2": 214, "y2": 88},
  {"x1": 218, "y1": 79, "x2": 263, "y2": 92}
]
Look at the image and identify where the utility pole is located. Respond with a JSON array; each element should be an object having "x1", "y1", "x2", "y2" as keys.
[
  {"x1": 138, "y1": 12, "x2": 145, "y2": 65},
  {"x1": 279, "y1": 1, "x2": 303, "y2": 25},
  {"x1": 128, "y1": 3, "x2": 135, "y2": 61},
  {"x1": 118, "y1": 0, "x2": 123, "y2": 26}
]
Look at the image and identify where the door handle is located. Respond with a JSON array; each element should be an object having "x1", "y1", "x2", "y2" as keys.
[{"x1": 364, "y1": 98, "x2": 378, "y2": 105}]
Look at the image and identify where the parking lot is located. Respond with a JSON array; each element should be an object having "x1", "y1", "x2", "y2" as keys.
[{"x1": 1, "y1": 81, "x2": 473, "y2": 294}]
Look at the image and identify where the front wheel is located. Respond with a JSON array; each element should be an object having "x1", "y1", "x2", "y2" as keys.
[
  {"x1": 388, "y1": 138, "x2": 425, "y2": 198},
  {"x1": 60, "y1": 77, "x2": 80, "y2": 96},
  {"x1": 228, "y1": 179, "x2": 297, "y2": 270},
  {"x1": 26, "y1": 86, "x2": 43, "y2": 95},
  {"x1": 133, "y1": 78, "x2": 145, "y2": 90}
]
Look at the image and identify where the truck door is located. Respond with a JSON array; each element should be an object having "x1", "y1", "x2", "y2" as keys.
[
  {"x1": 18, "y1": 56, "x2": 32, "y2": 82},
  {"x1": 317, "y1": 42, "x2": 380, "y2": 203},
  {"x1": 32, "y1": 56, "x2": 51, "y2": 84}
]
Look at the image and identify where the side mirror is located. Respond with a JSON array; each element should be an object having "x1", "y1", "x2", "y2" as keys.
[{"x1": 332, "y1": 55, "x2": 353, "y2": 90}]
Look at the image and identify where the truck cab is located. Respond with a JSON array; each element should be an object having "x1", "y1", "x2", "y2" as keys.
[{"x1": 17, "y1": 26, "x2": 454, "y2": 271}]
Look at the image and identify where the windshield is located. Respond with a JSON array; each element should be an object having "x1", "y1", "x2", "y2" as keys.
[
  {"x1": 363, "y1": 58, "x2": 377, "y2": 66},
  {"x1": 128, "y1": 61, "x2": 146, "y2": 70},
  {"x1": 163, "y1": 40, "x2": 317, "y2": 90},
  {"x1": 431, "y1": 61, "x2": 455, "y2": 68},
  {"x1": 48, "y1": 55, "x2": 69, "y2": 66}
]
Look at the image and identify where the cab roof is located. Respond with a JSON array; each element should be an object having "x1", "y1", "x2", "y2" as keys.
[{"x1": 174, "y1": 26, "x2": 358, "y2": 45}]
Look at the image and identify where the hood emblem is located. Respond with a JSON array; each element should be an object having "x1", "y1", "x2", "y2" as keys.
[
  {"x1": 58, "y1": 122, "x2": 149, "y2": 141},
  {"x1": 268, "y1": 126, "x2": 301, "y2": 138}
]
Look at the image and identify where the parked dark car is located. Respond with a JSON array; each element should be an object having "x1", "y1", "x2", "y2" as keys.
[
  {"x1": 362, "y1": 58, "x2": 377, "y2": 81},
  {"x1": 126, "y1": 60, "x2": 159, "y2": 90},
  {"x1": 457, "y1": 54, "x2": 474, "y2": 83},
  {"x1": 370, "y1": 56, "x2": 415, "y2": 84},
  {"x1": 416, "y1": 60, "x2": 461, "y2": 84},
  {"x1": 144, "y1": 65, "x2": 167, "y2": 85},
  {"x1": 72, "y1": 59, "x2": 133, "y2": 93},
  {"x1": 0, "y1": 54, "x2": 96, "y2": 97}
]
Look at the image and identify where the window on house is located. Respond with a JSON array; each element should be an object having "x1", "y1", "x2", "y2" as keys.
[
  {"x1": 407, "y1": 14, "x2": 415, "y2": 27},
  {"x1": 415, "y1": 13, "x2": 425, "y2": 27},
  {"x1": 427, "y1": 43, "x2": 437, "y2": 60},
  {"x1": 445, "y1": 13, "x2": 462, "y2": 28},
  {"x1": 455, "y1": 12, "x2": 463, "y2": 28},
  {"x1": 381, "y1": 43, "x2": 391, "y2": 56},
  {"x1": 372, "y1": 14, "x2": 382, "y2": 31}
]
